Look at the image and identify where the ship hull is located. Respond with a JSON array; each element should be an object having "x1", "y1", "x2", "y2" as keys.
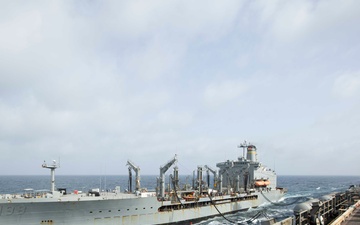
[{"x1": 0, "y1": 189, "x2": 284, "y2": 225}]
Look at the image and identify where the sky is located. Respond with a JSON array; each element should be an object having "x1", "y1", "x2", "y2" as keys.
[{"x1": 0, "y1": 0, "x2": 360, "y2": 176}]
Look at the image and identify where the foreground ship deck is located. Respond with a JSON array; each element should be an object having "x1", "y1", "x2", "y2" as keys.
[{"x1": 0, "y1": 142, "x2": 286, "y2": 225}]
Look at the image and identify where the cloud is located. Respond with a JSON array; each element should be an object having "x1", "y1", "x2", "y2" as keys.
[
  {"x1": 100, "y1": 1, "x2": 243, "y2": 40},
  {"x1": 158, "y1": 111, "x2": 193, "y2": 127},
  {"x1": 253, "y1": 0, "x2": 360, "y2": 42},
  {"x1": 0, "y1": 1, "x2": 359, "y2": 176},
  {"x1": 0, "y1": 10, "x2": 42, "y2": 53},
  {"x1": 203, "y1": 79, "x2": 249, "y2": 107},
  {"x1": 240, "y1": 0, "x2": 360, "y2": 73},
  {"x1": 332, "y1": 71, "x2": 360, "y2": 98}
]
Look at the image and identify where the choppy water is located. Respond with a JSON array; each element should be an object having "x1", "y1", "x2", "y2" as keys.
[
  {"x1": 1, "y1": 175, "x2": 359, "y2": 224},
  {"x1": 198, "y1": 175, "x2": 360, "y2": 224}
]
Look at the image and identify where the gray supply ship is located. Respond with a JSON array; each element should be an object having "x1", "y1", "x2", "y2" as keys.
[{"x1": 0, "y1": 142, "x2": 286, "y2": 225}]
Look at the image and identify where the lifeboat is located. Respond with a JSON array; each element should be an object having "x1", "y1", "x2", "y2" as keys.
[
  {"x1": 255, "y1": 180, "x2": 265, "y2": 186},
  {"x1": 183, "y1": 193, "x2": 197, "y2": 201},
  {"x1": 254, "y1": 179, "x2": 270, "y2": 187}
]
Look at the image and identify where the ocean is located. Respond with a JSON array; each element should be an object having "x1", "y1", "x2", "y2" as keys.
[{"x1": 1, "y1": 175, "x2": 359, "y2": 224}]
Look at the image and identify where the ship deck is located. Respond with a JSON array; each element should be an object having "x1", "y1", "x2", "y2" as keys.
[
  {"x1": 0, "y1": 191, "x2": 157, "y2": 203},
  {"x1": 339, "y1": 203, "x2": 360, "y2": 225}
]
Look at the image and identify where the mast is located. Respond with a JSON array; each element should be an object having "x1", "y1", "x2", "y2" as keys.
[
  {"x1": 173, "y1": 166, "x2": 179, "y2": 190},
  {"x1": 196, "y1": 166, "x2": 203, "y2": 192},
  {"x1": 128, "y1": 167, "x2": 132, "y2": 192},
  {"x1": 42, "y1": 160, "x2": 59, "y2": 193},
  {"x1": 238, "y1": 140, "x2": 248, "y2": 160}
]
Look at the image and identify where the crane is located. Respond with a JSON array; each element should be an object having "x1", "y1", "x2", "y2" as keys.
[
  {"x1": 126, "y1": 160, "x2": 141, "y2": 192},
  {"x1": 158, "y1": 154, "x2": 177, "y2": 199},
  {"x1": 204, "y1": 165, "x2": 218, "y2": 189}
]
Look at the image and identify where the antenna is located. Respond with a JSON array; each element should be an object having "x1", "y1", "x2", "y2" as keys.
[{"x1": 273, "y1": 157, "x2": 276, "y2": 172}]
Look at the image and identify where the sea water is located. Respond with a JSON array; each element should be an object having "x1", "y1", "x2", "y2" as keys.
[
  {"x1": 1, "y1": 175, "x2": 359, "y2": 224},
  {"x1": 198, "y1": 175, "x2": 360, "y2": 224}
]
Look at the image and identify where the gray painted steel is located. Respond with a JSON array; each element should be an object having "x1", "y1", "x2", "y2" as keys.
[{"x1": 0, "y1": 143, "x2": 285, "y2": 224}]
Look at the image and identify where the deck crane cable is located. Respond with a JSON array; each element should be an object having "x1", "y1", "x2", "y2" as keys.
[
  {"x1": 247, "y1": 208, "x2": 272, "y2": 223},
  {"x1": 207, "y1": 192, "x2": 273, "y2": 225},
  {"x1": 260, "y1": 191, "x2": 304, "y2": 206},
  {"x1": 170, "y1": 174, "x2": 186, "y2": 208},
  {"x1": 171, "y1": 175, "x2": 270, "y2": 224},
  {"x1": 206, "y1": 192, "x2": 239, "y2": 224},
  {"x1": 247, "y1": 211, "x2": 264, "y2": 223},
  {"x1": 171, "y1": 175, "x2": 242, "y2": 224},
  {"x1": 169, "y1": 169, "x2": 302, "y2": 223}
]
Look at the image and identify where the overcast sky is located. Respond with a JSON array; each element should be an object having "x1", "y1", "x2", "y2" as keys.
[{"x1": 1, "y1": 1, "x2": 359, "y2": 176}]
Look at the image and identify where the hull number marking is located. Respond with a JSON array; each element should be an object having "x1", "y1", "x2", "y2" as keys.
[{"x1": 0, "y1": 205, "x2": 26, "y2": 216}]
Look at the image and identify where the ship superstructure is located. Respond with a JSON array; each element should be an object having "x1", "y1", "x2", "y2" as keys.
[
  {"x1": 217, "y1": 143, "x2": 277, "y2": 194},
  {"x1": 0, "y1": 142, "x2": 285, "y2": 225}
]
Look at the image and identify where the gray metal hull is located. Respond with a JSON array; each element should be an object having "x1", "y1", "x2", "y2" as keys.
[{"x1": 0, "y1": 189, "x2": 284, "y2": 225}]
